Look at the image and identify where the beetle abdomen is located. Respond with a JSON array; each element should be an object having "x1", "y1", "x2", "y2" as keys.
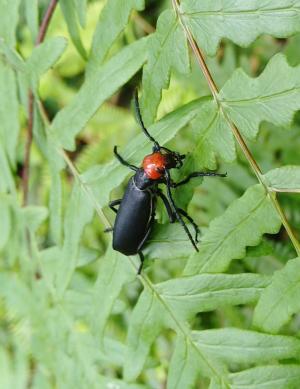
[{"x1": 112, "y1": 177, "x2": 154, "y2": 255}]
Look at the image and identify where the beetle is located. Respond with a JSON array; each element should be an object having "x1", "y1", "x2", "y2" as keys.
[{"x1": 109, "y1": 91, "x2": 226, "y2": 273}]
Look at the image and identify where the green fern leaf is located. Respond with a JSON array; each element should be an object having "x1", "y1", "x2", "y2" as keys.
[
  {"x1": 0, "y1": 48, "x2": 19, "y2": 165},
  {"x1": 90, "y1": 246, "x2": 135, "y2": 340},
  {"x1": 26, "y1": 37, "x2": 67, "y2": 93},
  {"x1": 55, "y1": 183, "x2": 94, "y2": 296},
  {"x1": 220, "y1": 54, "x2": 300, "y2": 140},
  {"x1": 0, "y1": 197, "x2": 11, "y2": 250},
  {"x1": 74, "y1": 0, "x2": 87, "y2": 28},
  {"x1": 143, "y1": 223, "x2": 196, "y2": 260},
  {"x1": 0, "y1": 0, "x2": 20, "y2": 46},
  {"x1": 0, "y1": 40, "x2": 26, "y2": 72},
  {"x1": 191, "y1": 99, "x2": 236, "y2": 165},
  {"x1": 50, "y1": 38, "x2": 148, "y2": 150},
  {"x1": 88, "y1": 0, "x2": 144, "y2": 73},
  {"x1": 168, "y1": 334, "x2": 227, "y2": 389},
  {"x1": 181, "y1": 0, "x2": 300, "y2": 56},
  {"x1": 254, "y1": 257, "x2": 300, "y2": 333},
  {"x1": 192, "y1": 328, "x2": 300, "y2": 366},
  {"x1": 24, "y1": 0, "x2": 38, "y2": 41},
  {"x1": 184, "y1": 185, "x2": 281, "y2": 275},
  {"x1": 141, "y1": 9, "x2": 190, "y2": 126},
  {"x1": 124, "y1": 273, "x2": 269, "y2": 381},
  {"x1": 59, "y1": 0, "x2": 87, "y2": 60},
  {"x1": 265, "y1": 166, "x2": 300, "y2": 192},
  {"x1": 210, "y1": 365, "x2": 300, "y2": 389}
]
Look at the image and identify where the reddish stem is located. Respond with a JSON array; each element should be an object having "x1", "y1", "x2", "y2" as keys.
[{"x1": 36, "y1": 0, "x2": 58, "y2": 45}]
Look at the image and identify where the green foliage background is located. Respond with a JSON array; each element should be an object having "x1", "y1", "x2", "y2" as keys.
[{"x1": 1, "y1": 0, "x2": 300, "y2": 388}]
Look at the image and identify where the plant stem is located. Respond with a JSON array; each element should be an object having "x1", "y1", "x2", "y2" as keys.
[
  {"x1": 172, "y1": 0, "x2": 300, "y2": 256},
  {"x1": 172, "y1": 1, "x2": 219, "y2": 101},
  {"x1": 22, "y1": 0, "x2": 58, "y2": 205},
  {"x1": 36, "y1": 0, "x2": 58, "y2": 45}
]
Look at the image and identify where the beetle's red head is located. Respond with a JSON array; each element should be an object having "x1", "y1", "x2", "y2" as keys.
[{"x1": 142, "y1": 149, "x2": 185, "y2": 180}]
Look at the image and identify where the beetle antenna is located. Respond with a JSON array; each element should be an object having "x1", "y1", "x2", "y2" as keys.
[{"x1": 134, "y1": 89, "x2": 160, "y2": 151}]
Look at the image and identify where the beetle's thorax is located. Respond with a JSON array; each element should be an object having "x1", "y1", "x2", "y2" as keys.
[{"x1": 142, "y1": 152, "x2": 167, "y2": 180}]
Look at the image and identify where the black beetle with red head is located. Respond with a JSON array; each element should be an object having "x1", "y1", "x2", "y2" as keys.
[{"x1": 108, "y1": 91, "x2": 226, "y2": 273}]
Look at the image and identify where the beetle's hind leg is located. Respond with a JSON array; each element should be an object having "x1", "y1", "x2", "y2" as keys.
[
  {"x1": 164, "y1": 170, "x2": 199, "y2": 252},
  {"x1": 158, "y1": 190, "x2": 200, "y2": 242},
  {"x1": 104, "y1": 199, "x2": 122, "y2": 233},
  {"x1": 177, "y1": 208, "x2": 200, "y2": 243},
  {"x1": 114, "y1": 146, "x2": 138, "y2": 171},
  {"x1": 137, "y1": 251, "x2": 145, "y2": 275},
  {"x1": 136, "y1": 224, "x2": 155, "y2": 274},
  {"x1": 136, "y1": 204, "x2": 156, "y2": 275},
  {"x1": 109, "y1": 199, "x2": 122, "y2": 214}
]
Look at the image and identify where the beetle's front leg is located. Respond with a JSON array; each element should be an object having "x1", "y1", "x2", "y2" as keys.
[
  {"x1": 171, "y1": 171, "x2": 227, "y2": 188},
  {"x1": 114, "y1": 146, "x2": 138, "y2": 172}
]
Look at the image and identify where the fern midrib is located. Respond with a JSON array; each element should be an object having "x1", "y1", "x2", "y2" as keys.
[
  {"x1": 183, "y1": 6, "x2": 300, "y2": 18},
  {"x1": 231, "y1": 375, "x2": 300, "y2": 388},
  {"x1": 194, "y1": 107, "x2": 218, "y2": 152},
  {"x1": 194, "y1": 341, "x2": 297, "y2": 354},
  {"x1": 222, "y1": 86, "x2": 300, "y2": 106},
  {"x1": 162, "y1": 287, "x2": 265, "y2": 300}
]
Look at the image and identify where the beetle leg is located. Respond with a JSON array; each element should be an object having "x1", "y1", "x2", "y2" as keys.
[
  {"x1": 158, "y1": 187, "x2": 199, "y2": 241},
  {"x1": 157, "y1": 190, "x2": 175, "y2": 223},
  {"x1": 164, "y1": 170, "x2": 199, "y2": 252},
  {"x1": 109, "y1": 199, "x2": 122, "y2": 214},
  {"x1": 136, "y1": 226, "x2": 153, "y2": 274},
  {"x1": 158, "y1": 189, "x2": 199, "y2": 241},
  {"x1": 137, "y1": 252, "x2": 145, "y2": 274},
  {"x1": 136, "y1": 204, "x2": 156, "y2": 274},
  {"x1": 105, "y1": 200, "x2": 122, "y2": 233},
  {"x1": 114, "y1": 146, "x2": 138, "y2": 171},
  {"x1": 171, "y1": 171, "x2": 227, "y2": 188},
  {"x1": 177, "y1": 208, "x2": 200, "y2": 243}
]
